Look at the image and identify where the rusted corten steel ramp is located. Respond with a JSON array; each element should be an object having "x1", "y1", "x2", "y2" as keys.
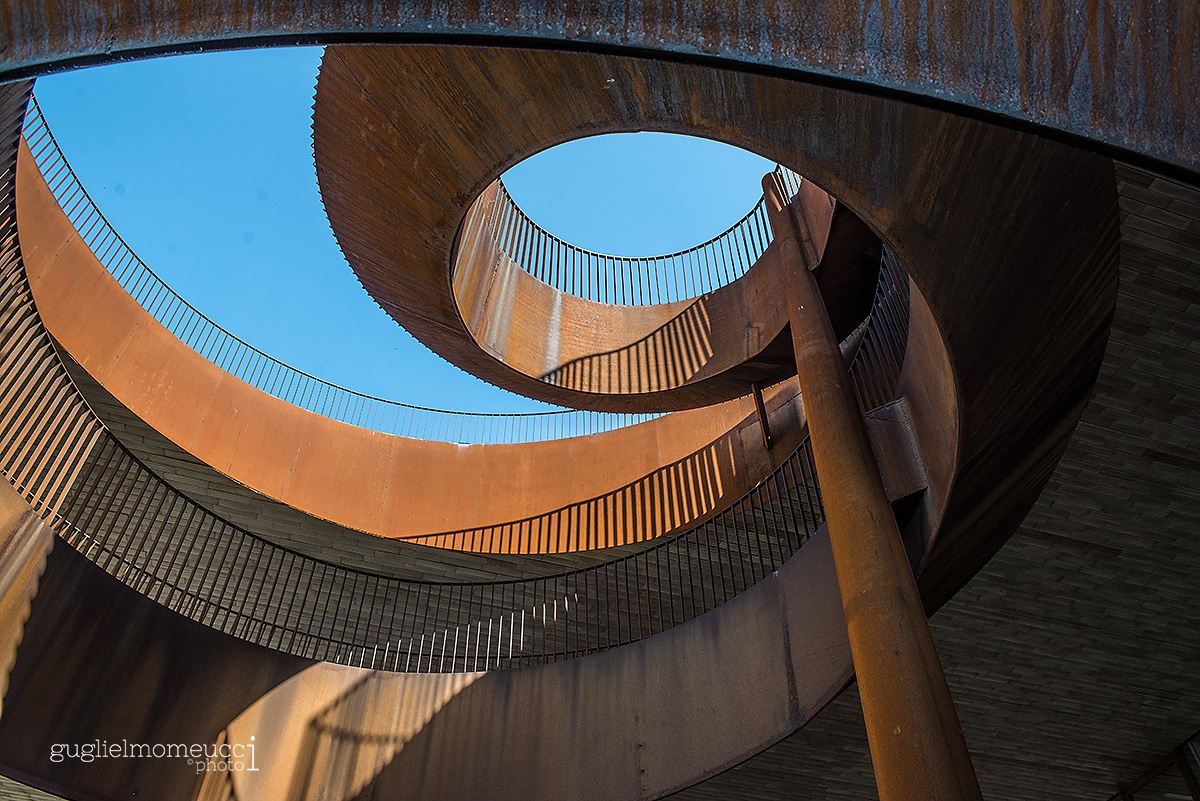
[
  {"x1": 16, "y1": 141, "x2": 867, "y2": 552},
  {"x1": 0, "y1": 1, "x2": 1196, "y2": 178},
  {"x1": 314, "y1": 45, "x2": 881, "y2": 413},
  {"x1": 0, "y1": 2, "x2": 1194, "y2": 800}
]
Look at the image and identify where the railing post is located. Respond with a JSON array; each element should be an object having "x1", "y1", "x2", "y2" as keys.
[{"x1": 762, "y1": 173, "x2": 983, "y2": 801}]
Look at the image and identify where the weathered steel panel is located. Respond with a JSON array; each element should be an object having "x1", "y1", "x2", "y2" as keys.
[{"x1": 0, "y1": 1, "x2": 1195, "y2": 176}]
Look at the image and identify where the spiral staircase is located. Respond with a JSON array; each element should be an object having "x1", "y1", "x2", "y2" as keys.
[{"x1": 0, "y1": 5, "x2": 1196, "y2": 801}]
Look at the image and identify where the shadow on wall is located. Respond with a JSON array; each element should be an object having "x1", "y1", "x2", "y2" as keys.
[
  {"x1": 0, "y1": 491, "x2": 54, "y2": 721},
  {"x1": 541, "y1": 298, "x2": 714, "y2": 393},
  {"x1": 198, "y1": 665, "x2": 482, "y2": 801},
  {"x1": 191, "y1": 525, "x2": 857, "y2": 801},
  {"x1": 406, "y1": 435, "x2": 734, "y2": 552},
  {"x1": 403, "y1": 381, "x2": 802, "y2": 552}
]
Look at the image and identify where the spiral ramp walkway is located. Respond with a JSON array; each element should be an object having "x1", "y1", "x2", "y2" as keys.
[{"x1": 0, "y1": 5, "x2": 1195, "y2": 801}]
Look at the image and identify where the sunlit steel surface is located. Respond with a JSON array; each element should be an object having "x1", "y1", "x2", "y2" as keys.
[
  {"x1": 1, "y1": 95, "x2": 914, "y2": 669},
  {"x1": 20, "y1": 97, "x2": 661, "y2": 445},
  {"x1": 0, "y1": 4, "x2": 1153, "y2": 798}
]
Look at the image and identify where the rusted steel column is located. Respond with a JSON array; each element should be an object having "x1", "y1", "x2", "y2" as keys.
[{"x1": 763, "y1": 174, "x2": 983, "y2": 801}]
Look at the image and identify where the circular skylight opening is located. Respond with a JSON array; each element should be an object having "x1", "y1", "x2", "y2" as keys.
[
  {"x1": 492, "y1": 133, "x2": 794, "y2": 306},
  {"x1": 502, "y1": 132, "x2": 774, "y2": 258}
]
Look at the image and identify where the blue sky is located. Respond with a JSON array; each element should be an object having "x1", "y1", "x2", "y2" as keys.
[{"x1": 34, "y1": 46, "x2": 773, "y2": 413}]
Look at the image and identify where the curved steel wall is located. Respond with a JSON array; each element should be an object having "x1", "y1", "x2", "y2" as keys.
[
  {"x1": 21, "y1": 97, "x2": 660, "y2": 445},
  {"x1": 1, "y1": 2, "x2": 1193, "y2": 177},
  {"x1": 1, "y1": 84, "x2": 911, "y2": 671},
  {"x1": 482, "y1": 167, "x2": 802, "y2": 306},
  {"x1": 20, "y1": 130, "x2": 788, "y2": 550}
]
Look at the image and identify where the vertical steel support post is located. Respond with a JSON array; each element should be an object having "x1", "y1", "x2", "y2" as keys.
[{"x1": 763, "y1": 174, "x2": 982, "y2": 801}]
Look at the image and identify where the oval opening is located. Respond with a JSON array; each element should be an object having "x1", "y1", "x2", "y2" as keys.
[
  {"x1": 502, "y1": 132, "x2": 773, "y2": 258},
  {"x1": 490, "y1": 134, "x2": 794, "y2": 307}
]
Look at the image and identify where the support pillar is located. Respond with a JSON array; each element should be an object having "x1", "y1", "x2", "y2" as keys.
[{"x1": 763, "y1": 174, "x2": 983, "y2": 801}]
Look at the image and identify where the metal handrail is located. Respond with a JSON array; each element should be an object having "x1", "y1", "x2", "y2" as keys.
[
  {"x1": 1, "y1": 222, "x2": 907, "y2": 673},
  {"x1": 2, "y1": 87, "x2": 911, "y2": 674},
  {"x1": 20, "y1": 95, "x2": 659, "y2": 444},
  {"x1": 485, "y1": 165, "x2": 803, "y2": 306}
]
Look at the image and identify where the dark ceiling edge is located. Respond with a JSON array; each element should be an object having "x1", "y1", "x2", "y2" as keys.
[{"x1": 3, "y1": 32, "x2": 1198, "y2": 188}]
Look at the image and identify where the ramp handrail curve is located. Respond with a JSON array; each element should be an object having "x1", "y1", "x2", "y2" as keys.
[
  {"x1": 3, "y1": 87, "x2": 910, "y2": 673},
  {"x1": 488, "y1": 165, "x2": 802, "y2": 306},
  {"x1": 21, "y1": 96, "x2": 660, "y2": 444}
]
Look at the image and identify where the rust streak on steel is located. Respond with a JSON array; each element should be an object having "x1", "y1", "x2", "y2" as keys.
[{"x1": 0, "y1": 1, "x2": 1196, "y2": 178}]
